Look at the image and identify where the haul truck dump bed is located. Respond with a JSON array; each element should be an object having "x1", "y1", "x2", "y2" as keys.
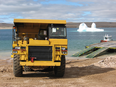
[{"x1": 11, "y1": 19, "x2": 68, "y2": 77}]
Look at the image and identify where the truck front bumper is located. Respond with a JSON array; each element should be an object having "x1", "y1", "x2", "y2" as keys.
[{"x1": 20, "y1": 61, "x2": 61, "y2": 66}]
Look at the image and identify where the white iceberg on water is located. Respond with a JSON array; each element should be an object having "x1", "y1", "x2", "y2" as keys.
[{"x1": 77, "y1": 23, "x2": 104, "y2": 32}]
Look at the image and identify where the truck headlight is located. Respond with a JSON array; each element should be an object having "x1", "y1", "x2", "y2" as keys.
[
  {"x1": 61, "y1": 47, "x2": 66, "y2": 50},
  {"x1": 15, "y1": 47, "x2": 20, "y2": 49},
  {"x1": 61, "y1": 47, "x2": 67, "y2": 54},
  {"x1": 21, "y1": 47, "x2": 26, "y2": 52},
  {"x1": 13, "y1": 51, "x2": 18, "y2": 53}
]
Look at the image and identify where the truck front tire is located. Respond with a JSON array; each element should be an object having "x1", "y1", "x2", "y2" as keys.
[
  {"x1": 54, "y1": 55, "x2": 65, "y2": 77},
  {"x1": 13, "y1": 55, "x2": 23, "y2": 77}
]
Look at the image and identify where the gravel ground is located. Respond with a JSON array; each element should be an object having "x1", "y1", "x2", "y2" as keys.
[
  {"x1": 0, "y1": 56, "x2": 116, "y2": 87},
  {"x1": 94, "y1": 56, "x2": 116, "y2": 68}
]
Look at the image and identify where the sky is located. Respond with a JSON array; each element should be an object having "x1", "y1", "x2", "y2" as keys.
[{"x1": 0, "y1": 0, "x2": 116, "y2": 23}]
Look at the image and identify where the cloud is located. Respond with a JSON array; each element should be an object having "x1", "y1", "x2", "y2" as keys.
[
  {"x1": 0, "y1": 0, "x2": 41, "y2": 14},
  {"x1": 0, "y1": 0, "x2": 116, "y2": 23}
]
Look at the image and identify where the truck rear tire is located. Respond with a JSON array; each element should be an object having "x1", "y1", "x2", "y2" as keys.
[
  {"x1": 54, "y1": 55, "x2": 65, "y2": 77},
  {"x1": 13, "y1": 55, "x2": 23, "y2": 77}
]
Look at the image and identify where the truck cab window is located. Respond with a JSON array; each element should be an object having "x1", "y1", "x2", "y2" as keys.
[
  {"x1": 49, "y1": 27, "x2": 66, "y2": 38},
  {"x1": 38, "y1": 30, "x2": 48, "y2": 40}
]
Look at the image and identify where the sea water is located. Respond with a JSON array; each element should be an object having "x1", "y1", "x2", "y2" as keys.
[
  {"x1": 0, "y1": 29, "x2": 12, "y2": 58},
  {"x1": 0, "y1": 28, "x2": 116, "y2": 59}
]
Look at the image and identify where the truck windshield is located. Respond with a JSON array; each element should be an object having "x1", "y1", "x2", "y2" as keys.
[{"x1": 49, "y1": 27, "x2": 67, "y2": 38}]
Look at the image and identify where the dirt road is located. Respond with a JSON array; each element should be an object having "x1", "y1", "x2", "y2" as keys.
[{"x1": 0, "y1": 57, "x2": 116, "y2": 87}]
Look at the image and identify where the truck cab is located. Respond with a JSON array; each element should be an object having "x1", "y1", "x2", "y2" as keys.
[{"x1": 11, "y1": 19, "x2": 67, "y2": 77}]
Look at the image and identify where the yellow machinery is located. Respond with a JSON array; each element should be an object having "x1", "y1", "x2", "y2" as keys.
[{"x1": 11, "y1": 19, "x2": 68, "y2": 77}]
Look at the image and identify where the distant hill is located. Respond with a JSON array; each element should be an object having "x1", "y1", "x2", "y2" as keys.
[
  {"x1": 0, "y1": 22, "x2": 116, "y2": 29},
  {"x1": 0, "y1": 23, "x2": 14, "y2": 27},
  {"x1": 0, "y1": 23, "x2": 13, "y2": 29},
  {"x1": 66, "y1": 22, "x2": 116, "y2": 28}
]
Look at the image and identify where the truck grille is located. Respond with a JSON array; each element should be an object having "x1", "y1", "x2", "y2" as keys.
[{"x1": 28, "y1": 46, "x2": 52, "y2": 61}]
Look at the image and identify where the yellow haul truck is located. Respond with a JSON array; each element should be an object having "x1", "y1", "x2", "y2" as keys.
[{"x1": 11, "y1": 19, "x2": 67, "y2": 77}]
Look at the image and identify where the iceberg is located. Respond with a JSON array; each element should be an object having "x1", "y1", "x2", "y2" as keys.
[{"x1": 77, "y1": 22, "x2": 104, "y2": 32}]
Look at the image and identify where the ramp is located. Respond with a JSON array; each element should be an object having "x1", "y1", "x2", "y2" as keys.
[
  {"x1": 86, "y1": 47, "x2": 109, "y2": 58},
  {"x1": 72, "y1": 47, "x2": 95, "y2": 57}
]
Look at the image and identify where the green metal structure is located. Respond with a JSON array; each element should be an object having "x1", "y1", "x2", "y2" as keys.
[
  {"x1": 72, "y1": 41, "x2": 116, "y2": 58},
  {"x1": 72, "y1": 47, "x2": 95, "y2": 57},
  {"x1": 86, "y1": 47, "x2": 109, "y2": 58}
]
